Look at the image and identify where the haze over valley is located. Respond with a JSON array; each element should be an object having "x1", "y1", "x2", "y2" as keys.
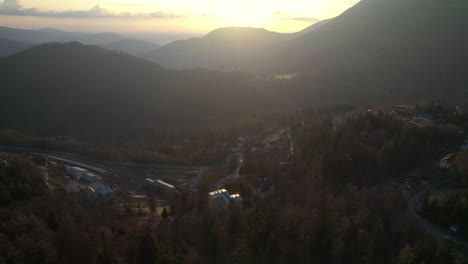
[{"x1": 1, "y1": 0, "x2": 468, "y2": 263}]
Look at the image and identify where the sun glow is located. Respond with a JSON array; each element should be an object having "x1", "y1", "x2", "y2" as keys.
[{"x1": 1, "y1": 0, "x2": 361, "y2": 34}]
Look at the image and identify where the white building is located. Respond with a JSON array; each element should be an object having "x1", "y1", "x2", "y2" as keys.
[
  {"x1": 65, "y1": 166, "x2": 98, "y2": 182},
  {"x1": 0, "y1": 158, "x2": 8, "y2": 168},
  {"x1": 439, "y1": 153, "x2": 458, "y2": 170},
  {"x1": 65, "y1": 166, "x2": 88, "y2": 181},
  {"x1": 86, "y1": 181, "x2": 113, "y2": 197},
  {"x1": 145, "y1": 178, "x2": 175, "y2": 196},
  {"x1": 209, "y1": 189, "x2": 243, "y2": 211},
  {"x1": 229, "y1": 194, "x2": 244, "y2": 209},
  {"x1": 81, "y1": 171, "x2": 98, "y2": 182}
]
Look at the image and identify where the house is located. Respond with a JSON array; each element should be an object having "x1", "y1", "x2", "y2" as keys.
[
  {"x1": 237, "y1": 136, "x2": 247, "y2": 143},
  {"x1": 392, "y1": 105, "x2": 415, "y2": 116},
  {"x1": 0, "y1": 158, "x2": 8, "y2": 168},
  {"x1": 449, "y1": 225, "x2": 461, "y2": 233},
  {"x1": 231, "y1": 145, "x2": 242, "y2": 153},
  {"x1": 60, "y1": 176, "x2": 80, "y2": 193},
  {"x1": 256, "y1": 178, "x2": 275, "y2": 200},
  {"x1": 85, "y1": 181, "x2": 113, "y2": 197},
  {"x1": 413, "y1": 114, "x2": 433, "y2": 125},
  {"x1": 208, "y1": 189, "x2": 243, "y2": 211},
  {"x1": 145, "y1": 178, "x2": 175, "y2": 196},
  {"x1": 65, "y1": 166, "x2": 88, "y2": 181},
  {"x1": 81, "y1": 171, "x2": 98, "y2": 182},
  {"x1": 439, "y1": 153, "x2": 459, "y2": 170},
  {"x1": 229, "y1": 194, "x2": 244, "y2": 209},
  {"x1": 65, "y1": 166, "x2": 99, "y2": 182},
  {"x1": 209, "y1": 189, "x2": 231, "y2": 211}
]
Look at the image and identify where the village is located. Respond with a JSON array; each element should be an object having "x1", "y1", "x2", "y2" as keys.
[{"x1": 1, "y1": 100, "x2": 468, "y2": 245}]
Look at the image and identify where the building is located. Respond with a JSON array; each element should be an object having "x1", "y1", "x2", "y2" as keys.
[
  {"x1": 229, "y1": 194, "x2": 244, "y2": 209},
  {"x1": 85, "y1": 181, "x2": 113, "y2": 197},
  {"x1": 65, "y1": 166, "x2": 88, "y2": 181},
  {"x1": 81, "y1": 171, "x2": 98, "y2": 182},
  {"x1": 209, "y1": 189, "x2": 231, "y2": 211},
  {"x1": 392, "y1": 105, "x2": 415, "y2": 116},
  {"x1": 208, "y1": 189, "x2": 243, "y2": 211},
  {"x1": 439, "y1": 153, "x2": 459, "y2": 170},
  {"x1": 65, "y1": 166, "x2": 99, "y2": 182},
  {"x1": 256, "y1": 178, "x2": 275, "y2": 200},
  {"x1": 413, "y1": 114, "x2": 433, "y2": 125},
  {"x1": 449, "y1": 225, "x2": 461, "y2": 233},
  {"x1": 60, "y1": 176, "x2": 80, "y2": 193},
  {"x1": 0, "y1": 158, "x2": 8, "y2": 168},
  {"x1": 145, "y1": 178, "x2": 175, "y2": 195}
]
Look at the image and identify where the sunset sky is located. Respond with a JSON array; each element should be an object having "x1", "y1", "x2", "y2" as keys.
[{"x1": 0, "y1": 0, "x2": 360, "y2": 35}]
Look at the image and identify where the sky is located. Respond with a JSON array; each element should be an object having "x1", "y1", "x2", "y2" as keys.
[{"x1": 0, "y1": 0, "x2": 360, "y2": 36}]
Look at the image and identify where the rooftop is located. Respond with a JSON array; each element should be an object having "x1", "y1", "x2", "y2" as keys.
[
  {"x1": 209, "y1": 189, "x2": 231, "y2": 204},
  {"x1": 230, "y1": 194, "x2": 243, "y2": 202}
]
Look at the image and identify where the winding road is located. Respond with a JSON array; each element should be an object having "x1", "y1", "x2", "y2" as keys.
[
  {"x1": 213, "y1": 153, "x2": 243, "y2": 190},
  {"x1": 408, "y1": 180, "x2": 468, "y2": 251}
]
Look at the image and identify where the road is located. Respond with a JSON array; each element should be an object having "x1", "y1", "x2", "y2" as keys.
[
  {"x1": 213, "y1": 153, "x2": 243, "y2": 190},
  {"x1": 408, "y1": 180, "x2": 468, "y2": 251}
]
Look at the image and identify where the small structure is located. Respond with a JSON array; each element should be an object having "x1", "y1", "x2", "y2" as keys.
[
  {"x1": 456, "y1": 105, "x2": 466, "y2": 115},
  {"x1": 256, "y1": 178, "x2": 275, "y2": 200},
  {"x1": 65, "y1": 166, "x2": 88, "y2": 181},
  {"x1": 145, "y1": 178, "x2": 175, "y2": 195},
  {"x1": 449, "y1": 225, "x2": 461, "y2": 233},
  {"x1": 60, "y1": 176, "x2": 80, "y2": 193},
  {"x1": 0, "y1": 158, "x2": 8, "y2": 168},
  {"x1": 439, "y1": 153, "x2": 459, "y2": 170},
  {"x1": 392, "y1": 105, "x2": 415, "y2": 116},
  {"x1": 208, "y1": 189, "x2": 243, "y2": 211},
  {"x1": 229, "y1": 194, "x2": 244, "y2": 209},
  {"x1": 81, "y1": 171, "x2": 98, "y2": 182},
  {"x1": 413, "y1": 114, "x2": 433, "y2": 125},
  {"x1": 66, "y1": 166, "x2": 99, "y2": 182},
  {"x1": 85, "y1": 181, "x2": 113, "y2": 197}
]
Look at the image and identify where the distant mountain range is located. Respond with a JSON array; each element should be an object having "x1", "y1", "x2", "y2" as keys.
[
  {"x1": 98, "y1": 39, "x2": 161, "y2": 56},
  {"x1": 258, "y1": 0, "x2": 468, "y2": 74},
  {"x1": 0, "y1": 26, "x2": 160, "y2": 56},
  {"x1": 142, "y1": 22, "x2": 330, "y2": 70},
  {"x1": 1, "y1": 0, "x2": 468, "y2": 138},
  {"x1": 143, "y1": 27, "x2": 289, "y2": 71},
  {"x1": 0, "y1": 37, "x2": 31, "y2": 57},
  {"x1": 0, "y1": 43, "x2": 270, "y2": 137}
]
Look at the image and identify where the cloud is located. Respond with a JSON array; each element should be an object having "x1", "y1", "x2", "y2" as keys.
[
  {"x1": 2, "y1": 0, "x2": 22, "y2": 10},
  {"x1": 0, "y1": 3, "x2": 188, "y2": 19}
]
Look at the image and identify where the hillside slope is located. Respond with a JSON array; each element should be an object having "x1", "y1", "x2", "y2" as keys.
[
  {"x1": 98, "y1": 39, "x2": 160, "y2": 56},
  {"x1": 144, "y1": 27, "x2": 287, "y2": 71},
  {"x1": 0, "y1": 37, "x2": 30, "y2": 56},
  {"x1": 0, "y1": 43, "x2": 267, "y2": 137},
  {"x1": 249, "y1": 0, "x2": 468, "y2": 99}
]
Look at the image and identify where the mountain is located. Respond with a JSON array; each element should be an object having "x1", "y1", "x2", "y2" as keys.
[
  {"x1": 246, "y1": 0, "x2": 468, "y2": 100},
  {"x1": 0, "y1": 37, "x2": 30, "y2": 57},
  {"x1": 0, "y1": 43, "x2": 268, "y2": 137},
  {"x1": 287, "y1": 19, "x2": 331, "y2": 39},
  {"x1": 262, "y1": 0, "x2": 468, "y2": 73},
  {"x1": 144, "y1": 27, "x2": 287, "y2": 71},
  {"x1": 98, "y1": 39, "x2": 160, "y2": 56},
  {"x1": 0, "y1": 26, "x2": 161, "y2": 54},
  {"x1": 0, "y1": 26, "x2": 86, "y2": 44},
  {"x1": 76, "y1": 32, "x2": 131, "y2": 45}
]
